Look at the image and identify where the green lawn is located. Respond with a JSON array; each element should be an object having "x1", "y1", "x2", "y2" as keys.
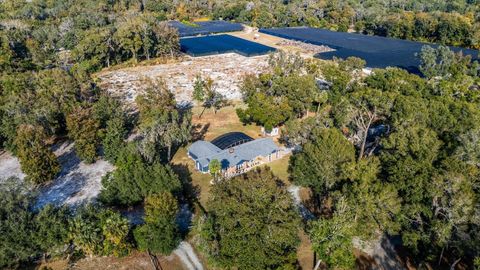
[{"x1": 264, "y1": 153, "x2": 292, "y2": 183}]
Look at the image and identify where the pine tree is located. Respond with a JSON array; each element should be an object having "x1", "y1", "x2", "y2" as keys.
[
  {"x1": 66, "y1": 106, "x2": 100, "y2": 163},
  {"x1": 102, "y1": 116, "x2": 126, "y2": 163},
  {"x1": 14, "y1": 125, "x2": 60, "y2": 185}
]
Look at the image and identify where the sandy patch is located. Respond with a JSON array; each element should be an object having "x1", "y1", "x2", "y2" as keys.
[
  {"x1": 0, "y1": 151, "x2": 25, "y2": 180},
  {"x1": 0, "y1": 142, "x2": 114, "y2": 209},
  {"x1": 96, "y1": 53, "x2": 270, "y2": 105}
]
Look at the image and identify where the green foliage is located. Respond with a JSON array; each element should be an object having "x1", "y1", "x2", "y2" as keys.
[
  {"x1": 66, "y1": 106, "x2": 100, "y2": 163},
  {"x1": 34, "y1": 205, "x2": 70, "y2": 254},
  {"x1": 419, "y1": 45, "x2": 473, "y2": 79},
  {"x1": 136, "y1": 78, "x2": 191, "y2": 162},
  {"x1": 289, "y1": 128, "x2": 355, "y2": 195},
  {"x1": 102, "y1": 116, "x2": 127, "y2": 163},
  {"x1": 237, "y1": 91, "x2": 293, "y2": 132},
  {"x1": 281, "y1": 111, "x2": 333, "y2": 147},
  {"x1": 0, "y1": 178, "x2": 38, "y2": 268},
  {"x1": 193, "y1": 76, "x2": 228, "y2": 118},
  {"x1": 101, "y1": 211, "x2": 131, "y2": 257},
  {"x1": 134, "y1": 192, "x2": 180, "y2": 254},
  {"x1": 341, "y1": 157, "x2": 401, "y2": 238},
  {"x1": 68, "y1": 204, "x2": 131, "y2": 257},
  {"x1": 208, "y1": 159, "x2": 221, "y2": 178},
  {"x1": 14, "y1": 125, "x2": 60, "y2": 184},
  {"x1": 0, "y1": 70, "x2": 81, "y2": 150},
  {"x1": 92, "y1": 94, "x2": 128, "y2": 162},
  {"x1": 200, "y1": 168, "x2": 300, "y2": 269},
  {"x1": 192, "y1": 74, "x2": 205, "y2": 102},
  {"x1": 238, "y1": 52, "x2": 319, "y2": 131},
  {"x1": 287, "y1": 47, "x2": 480, "y2": 266},
  {"x1": 99, "y1": 144, "x2": 182, "y2": 206},
  {"x1": 72, "y1": 16, "x2": 178, "y2": 68},
  {"x1": 310, "y1": 198, "x2": 356, "y2": 270}
]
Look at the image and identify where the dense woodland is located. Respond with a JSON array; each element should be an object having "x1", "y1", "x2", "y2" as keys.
[{"x1": 1, "y1": 0, "x2": 480, "y2": 269}]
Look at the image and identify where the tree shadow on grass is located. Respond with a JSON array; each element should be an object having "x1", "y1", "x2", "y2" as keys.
[
  {"x1": 170, "y1": 163, "x2": 206, "y2": 236},
  {"x1": 191, "y1": 123, "x2": 210, "y2": 141},
  {"x1": 171, "y1": 163, "x2": 201, "y2": 206}
]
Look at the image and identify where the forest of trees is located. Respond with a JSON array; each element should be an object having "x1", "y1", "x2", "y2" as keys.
[
  {"x1": 235, "y1": 47, "x2": 480, "y2": 269},
  {"x1": 1, "y1": 0, "x2": 480, "y2": 269}
]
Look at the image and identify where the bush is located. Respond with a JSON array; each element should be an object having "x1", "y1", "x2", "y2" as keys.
[
  {"x1": 34, "y1": 204, "x2": 70, "y2": 256},
  {"x1": 99, "y1": 144, "x2": 182, "y2": 206},
  {"x1": 68, "y1": 204, "x2": 131, "y2": 257},
  {"x1": 0, "y1": 178, "x2": 38, "y2": 268},
  {"x1": 102, "y1": 116, "x2": 126, "y2": 163}
]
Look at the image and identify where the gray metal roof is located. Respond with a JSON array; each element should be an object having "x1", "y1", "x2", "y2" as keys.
[
  {"x1": 188, "y1": 141, "x2": 221, "y2": 159},
  {"x1": 188, "y1": 138, "x2": 279, "y2": 169}
]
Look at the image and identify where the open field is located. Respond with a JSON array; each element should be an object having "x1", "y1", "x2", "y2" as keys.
[{"x1": 96, "y1": 53, "x2": 270, "y2": 105}]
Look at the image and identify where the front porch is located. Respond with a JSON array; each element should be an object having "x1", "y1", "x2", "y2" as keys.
[{"x1": 221, "y1": 150, "x2": 284, "y2": 178}]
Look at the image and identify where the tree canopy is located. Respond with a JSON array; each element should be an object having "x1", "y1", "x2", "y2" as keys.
[{"x1": 199, "y1": 168, "x2": 300, "y2": 270}]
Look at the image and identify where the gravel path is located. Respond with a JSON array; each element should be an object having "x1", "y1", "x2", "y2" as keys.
[
  {"x1": 287, "y1": 185, "x2": 315, "y2": 220},
  {"x1": 174, "y1": 242, "x2": 204, "y2": 270}
]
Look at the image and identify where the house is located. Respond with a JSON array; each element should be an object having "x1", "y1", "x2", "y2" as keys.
[{"x1": 188, "y1": 132, "x2": 283, "y2": 177}]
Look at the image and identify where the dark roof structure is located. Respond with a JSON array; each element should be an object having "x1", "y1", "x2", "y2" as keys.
[
  {"x1": 169, "y1": 20, "x2": 243, "y2": 37},
  {"x1": 180, "y1": 34, "x2": 276, "y2": 57},
  {"x1": 260, "y1": 27, "x2": 479, "y2": 74},
  {"x1": 211, "y1": 132, "x2": 253, "y2": 150}
]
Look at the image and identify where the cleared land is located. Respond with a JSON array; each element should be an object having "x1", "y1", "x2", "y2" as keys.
[
  {"x1": 96, "y1": 30, "x2": 333, "y2": 106},
  {"x1": 96, "y1": 53, "x2": 270, "y2": 104},
  {"x1": 0, "y1": 142, "x2": 114, "y2": 208}
]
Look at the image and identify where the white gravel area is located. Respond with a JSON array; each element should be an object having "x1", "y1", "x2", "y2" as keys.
[
  {"x1": 97, "y1": 53, "x2": 270, "y2": 104},
  {"x1": 0, "y1": 151, "x2": 25, "y2": 180},
  {"x1": 0, "y1": 142, "x2": 114, "y2": 209}
]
